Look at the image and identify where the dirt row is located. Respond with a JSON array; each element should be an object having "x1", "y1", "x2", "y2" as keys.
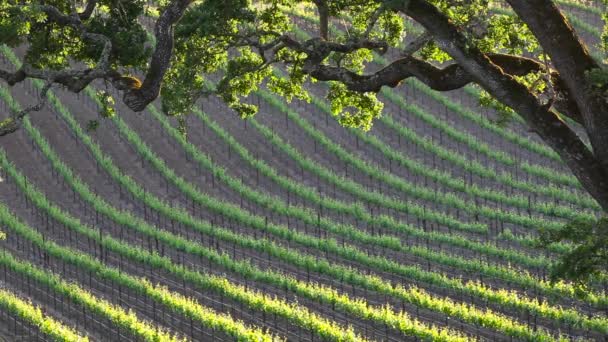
[
  {"x1": 1, "y1": 74, "x2": 580, "y2": 296},
  {"x1": 0, "y1": 84, "x2": 464, "y2": 341},
  {"x1": 0, "y1": 79, "x2": 600, "y2": 342}
]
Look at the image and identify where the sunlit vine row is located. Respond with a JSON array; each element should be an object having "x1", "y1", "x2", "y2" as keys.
[
  {"x1": 0, "y1": 288, "x2": 89, "y2": 342},
  {"x1": 6, "y1": 94, "x2": 477, "y2": 342}
]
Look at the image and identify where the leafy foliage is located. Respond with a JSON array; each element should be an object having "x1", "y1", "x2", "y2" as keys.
[
  {"x1": 164, "y1": 0, "x2": 258, "y2": 117},
  {"x1": 539, "y1": 217, "x2": 608, "y2": 286},
  {"x1": 476, "y1": 13, "x2": 539, "y2": 55},
  {"x1": 1, "y1": 0, "x2": 150, "y2": 69},
  {"x1": 2, "y1": 0, "x2": 608, "y2": 289},
  {"x1": 96, "y1": 90, "x2": 116, "y2": 118},
  {"x1": 0, "y1": 0, "x2": 579, "y2": 130},
  {"x1": 216, "y1": 47, "x2": 272, "y2": 118},
  {"x1": 0, "y1": 0, "x2": 604, "y2": 126},
  {"x1": 327, "y1": 82, "x2": 383, "y2": 130},
  {"x1": 0, "y1": 3, "x2": 47, "y2": 47}
]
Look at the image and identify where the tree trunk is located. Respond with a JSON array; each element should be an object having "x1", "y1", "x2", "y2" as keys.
[
  {"x1": 314, "y1": 0, "x2": 329, "y2": 40},
  {"x1": 396, "y1": 0, "x2": 608, "y2": 212},
  {"x1": 506, "y1": 0, "x2": 608, "y2": 176}
]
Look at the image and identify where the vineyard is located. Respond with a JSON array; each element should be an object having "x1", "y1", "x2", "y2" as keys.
[{"x1": 0, "y1": 1, "x2": 607, "y2": 341}]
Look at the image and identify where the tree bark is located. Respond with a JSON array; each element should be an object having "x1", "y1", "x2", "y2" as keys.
[
  {"x1": 78, "y1": 0, "x2": 97, "y2": 20},
  {"x1": 313, "y1": 0, "x2": 330, "y2": 40},
  {"x1": 506, "y1": 0, "x2": 608, "y2": 174},
  {"x1": 122, "y1": 0, "x2": 194, "y2": 111}
]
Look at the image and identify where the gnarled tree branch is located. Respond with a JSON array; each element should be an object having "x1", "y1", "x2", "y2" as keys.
[
  {"x1": 0, "y1": 80, "x2": 53, "y2": 136},
  {"x1": 393, "y1": 0, "x2": 608, "y2": 210},
  {"x1": 1, "y1": 0, "x2": 197, "y2": 115},
  {"x1": 506, "y1": 0, "x2": 608, "y2": 172},
  {"x1": 122, "y1": 0, "x2": 194, "y2": 111},
  {"x1": 295, "y1": 47, "x2": 583, "y2": 123},
  {"x1": 78, "y1": 0, "x2": 97, "y2": 20},
  {"x1": 2, "y1": 3, "x2": 114, "y2": 87},
  {"x1": 401, "y1": 31, "x2": 432, "y2": 56},
  {"x1": 0, "y1": 69, "x2": 26, "y2": 86},
  {"x1": 279, "y1": 34, "x2": 388, "y2": 64},
  {"x1": 0, "y1": 3, "x2": 113, "y2": 136}
]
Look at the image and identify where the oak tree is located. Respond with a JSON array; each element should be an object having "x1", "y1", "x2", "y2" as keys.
[{"x1": 1, "y1": 0, "x2": 607, "y2": 283}]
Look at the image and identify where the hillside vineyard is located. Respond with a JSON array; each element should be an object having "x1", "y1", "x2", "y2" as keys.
[{"x1": 0, "y1": 1, "x2": 607, "y2": 341}]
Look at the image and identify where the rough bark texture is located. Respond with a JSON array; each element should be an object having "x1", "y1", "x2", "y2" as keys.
[
  {"x1": 506, "y1": 0, "x2": 608, "y2": 175},
  {"x1": 78, "y1": 0, "x2": 97, "y2": 20},
  {"x1": 123, "y1": 0, "x2": 194, "y2": 111},
  {"x1": 305, "y1": 53, "x2": 550, "y2": 91}
]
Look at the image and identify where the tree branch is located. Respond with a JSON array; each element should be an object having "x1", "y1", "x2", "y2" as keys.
[
  {"x1": 2, "y1": 1, "x2": 197, "y2": 116},
  {"x1": 5, "y1": 3, "x2": 115, "y2": 91},
  {"x1": 401, "y1": 31, "x2": 432, "y2": 56},
  {"x1": 0, "y1": 2, "x2": 115, "y2": 136},
  {"x1": 0, "y1": 80, "x2": 53, "y2": 136},
  {"x1": 78, "y1": 0, "x2": 97, "y2": 20},
  {"x1": 122, "y1": 0, "x2": 194, "y2": 111},
  {"x1": 279, "y1": 34, "x2": 388, "y2": 65},
  {"x1": 0, "y1": 68, "x2": 26, "y2": 86},
  {"x1": 313, "y1": 0, "x2": 329, "y2": 40},
  {"x1": 392, "y1": 0, "x2": 608, "y2": 210},
  {"x1": 276, "y1": 19, "x2": 585, "y2": 124},
  {"x1": 301, "y1": 50, "x2": 582, "y2": 122},
  {"x1": 506, "y1": 0, "x2": 608, "y2": 172}
]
